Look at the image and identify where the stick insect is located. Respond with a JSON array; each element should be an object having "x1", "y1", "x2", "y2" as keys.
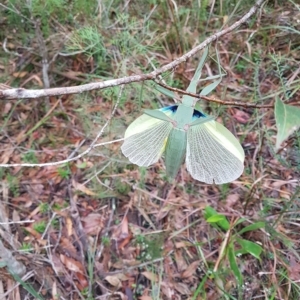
[{"x1": 121, "y1": 47, "x2": 245, "y2": 184}]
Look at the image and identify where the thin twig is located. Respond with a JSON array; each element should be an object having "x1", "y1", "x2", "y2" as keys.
[
  {"x1": 0, "y1": 220, "x2": 34, "y2": 225},
  {"x1": 156, "y1": 81, "x2": 273, "y2": 108}
]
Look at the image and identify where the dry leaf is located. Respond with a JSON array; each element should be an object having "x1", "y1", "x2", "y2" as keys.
[
  {"x1": 225, "y1": 194, "x2": 240, "y2": 208},
  {"x1": 13, "y1": 71, "x2": 27, "y2": 78},
  {"x1": 112, "y1": 216, "x2": 130, "y2": 243},
  {"x1": 271, "y1": 180, "x2": 288, "y2": 188},
  {"x1": 28, "y1": 206, "x2": 40, "y2": 219},
  {"x1": 288, "y1": 256, "x2": 300, "y2": 281},
  {"x1": 52, "y1": 281, "x2": 58, "y2": 300},
  {"x1": 76, "y1": 272, "x2": 89, "y2": 290},
  {"x1": 60, "y1": 254, "x2": 84, "y2": 273},
  {"x1": 3, "y1": 102, "x2": 12, "y2": 114},
  {"x1": 1, "y1": 148, "x2": 15, "y2": 164},
  {"x1": 105, "y1": 275, "x2": 121, "y2": 288},
  {"x1": 233, "y1": 109, "x2": 250, "y2": 123},
  {"x1": 175, "y1": 241, "x2": 193, "y2": 249},
  {"x1": 60, "y1": 237, "x2": 78, "y2": 259},
  {"x1": 118, "y1": 234, "x2": 132, "y2": 250},
  {"x1": 174, "y1": 282, "x2": 191, "y2": 295},
  {"x1": 66, "y1": 217, "x2": 73, "y2": 236},
  {"x1": 24, "y1": 226, "x2": 42, "y2": 240},
  {"x1": 174, "y1": 250, "x2": 188, "y2": 272},
  {"x1": 49, "y1": 252, "x2": 65, "y2": 274},
  {"x1": 181, "y1": 260, "x2": 201, "y2": 278},
  {"x1": 161, "y1": 282, "x2": 174, "y2": 299},
  {"x1": 81, "y1": 213, "x2": 103, "y2": 235},
  {"x1": 116, "y1": 273, "x2": 129, "y2": 281},
  {"x1": 72, "y1": 179, "x2": 96, "y2": 196},
  {"x1": 12, "y1": 209, "x2": 21, "y2": 222},
  {"x1": 141, "y1": 271, "x2": 158, "y2": 282}
]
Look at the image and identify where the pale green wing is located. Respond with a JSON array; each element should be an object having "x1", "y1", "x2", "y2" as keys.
[
  {"x1": 121, "y1": 111, "x2": 173, "y2": 167},
  {"x1": 186, "y1": 120, "x2": 245, "y2": 184}
]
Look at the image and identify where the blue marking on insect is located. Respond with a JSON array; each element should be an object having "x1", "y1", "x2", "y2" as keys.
[
  {"x1": 160, "y1": 105, "x2": 178, "y2": 113},
  {"x1": 192, "y1": 109, "x2": 206, "y2": 120}
]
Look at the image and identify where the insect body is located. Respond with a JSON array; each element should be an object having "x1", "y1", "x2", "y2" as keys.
[{"x1": 121, "y1": 48, "x2": 245, "y2": 184}]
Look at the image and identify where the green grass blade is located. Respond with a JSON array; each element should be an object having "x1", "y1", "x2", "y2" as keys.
[
  {"x1": 11, "y1": 273, "x2": 45, "y2": 300},
  {"x1": 237, "y1": 222, "x2": 265, "y2": 235},
  {"x1": 228, "y1": 243, "x2": 243, "y2": 286},
  {"x1": 191, "y1": 273, "x2": 208, "y2": 299}
]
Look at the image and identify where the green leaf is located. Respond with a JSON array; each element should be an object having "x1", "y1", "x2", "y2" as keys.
[
  {"x1": 237, "y1": 222, "x2": 265, "y2": 235},
  {"x1": 275, "y1": 98, "x2": 300, "y2": 150},
  {"x1": 204, "y1": 206, "x2": 230, "y2": 231},
  {"x1": 235, "y1": 218, "x2": 247, "y2": 225},
  {"x1": 228, "y1": 243, "x2": 243, "y2": 286},
  {"x1": 236, "y1": 238, "x2": 263, "y2": 260},
  {"x1": 203, "y1": 206, "x2": 216, "y2": 219},
  {"x1": 206, "y1": 214, "x2": 227, "y2": 223}
]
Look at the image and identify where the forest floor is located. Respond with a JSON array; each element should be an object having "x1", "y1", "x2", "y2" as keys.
[{"x1": 0, "y1": 1, "x2": 300, "y2": 299}]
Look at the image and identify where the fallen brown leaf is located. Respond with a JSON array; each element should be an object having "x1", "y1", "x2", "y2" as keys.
[
  {"x1": 141, "y1": 271, "x2": 159, "y2": 282},
  {"x1": 72, "y1": 179, "x2": 96, "y2": 196},
  {"x1": 181, "y1": 260, "x2": 201, "y2": 279},
  {"x1": 105, "y1": 275, "x2": 121, "y2": 288},
  {"x1": 173, "y1": 282, "x2": 191, "y2": 295},
  {"x1": 60, "y1": 254, "x2": 84, "y2": 273},
  {"x1": 225, "y1": 194, "x2": 240, "y2": 208},
  {"x1": 81, "y1": 213, "x2": 104, "y2": 235},
  {"x1": 232, "y1": 109, "x2": 250, "y2": 123},
  {"x1": 174, "y1": 250, "x2": 188, "y2": 272}
]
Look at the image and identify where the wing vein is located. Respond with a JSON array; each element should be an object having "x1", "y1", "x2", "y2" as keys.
[
  {"x1": 121, "y1": 120, "x2": 172, "y2": 167},
  {"x1": 186, "y1": 124, "x2": 244, "y2": 184}
]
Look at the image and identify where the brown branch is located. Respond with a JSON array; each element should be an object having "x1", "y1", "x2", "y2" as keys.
[
  {"x1": 156, "y1": 81, "x2": 273, "y2": 108},
  {"x1": 0, "y1": 0, "x2": 266, "y2": 100}
]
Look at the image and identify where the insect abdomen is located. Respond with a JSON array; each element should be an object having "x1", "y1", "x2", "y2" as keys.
[{"x1": 165, "y1": 128, "x2": 187, "y2": 179}]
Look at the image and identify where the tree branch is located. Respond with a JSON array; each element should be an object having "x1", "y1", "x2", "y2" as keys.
[{"x1": 0, "y1": 0, "x2": 266, "y2": 100}]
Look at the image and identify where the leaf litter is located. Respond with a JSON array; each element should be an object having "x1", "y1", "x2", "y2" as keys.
[{"x1": 0, "y1": 3, "x2": 300, "y2": 300}]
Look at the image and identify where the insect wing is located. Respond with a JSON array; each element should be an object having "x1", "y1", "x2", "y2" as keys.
[
  {"x1": 121, "y1": 110, "x2": 173, "y2": 167},
  {"x1": 186, "y1": 120, "x2": 245, "y2": 184}
]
